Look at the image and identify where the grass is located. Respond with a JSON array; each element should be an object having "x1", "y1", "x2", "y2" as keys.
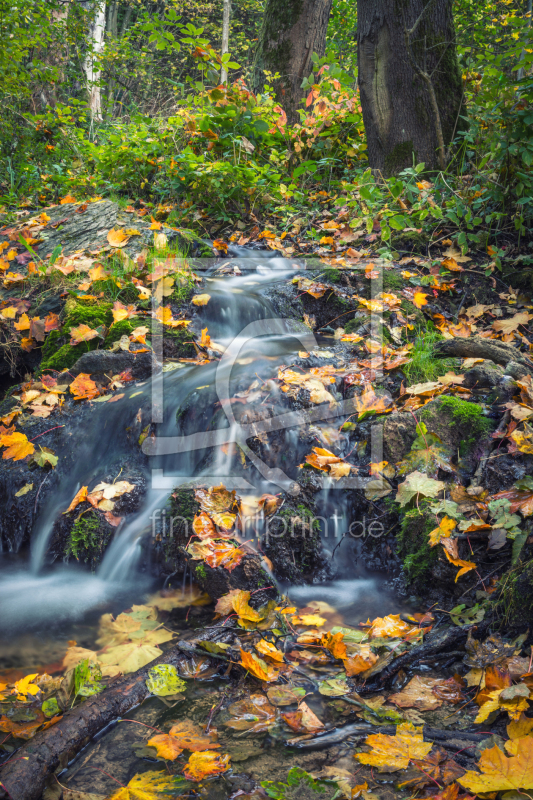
[{"x1": 403, "y1": 328, "x2": 459, "y2": 384}]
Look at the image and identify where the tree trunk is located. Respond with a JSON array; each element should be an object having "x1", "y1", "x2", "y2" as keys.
[
  {"x1": 252, "y1": 0, "x2": 333, "y2": 124},
  {"x1": 84, "y1": 0, "x2": 106, "y2": 121},
  {"x1": 220, "y1": 0, "x2": 231, "y2": 83},
  {"x1": 357, "y1": 0, "x2": 463, "y2": 175}
]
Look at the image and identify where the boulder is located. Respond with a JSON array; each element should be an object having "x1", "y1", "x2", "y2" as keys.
[{"x1": 70, "y1": 349, "x2": 159, "y2": 381}]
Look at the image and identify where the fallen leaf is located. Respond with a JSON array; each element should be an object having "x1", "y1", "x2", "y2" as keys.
[
  {"x1": 69, "y1": 374, "x2": 99, "y2": 400},
  {"x1": 239, "y1": 648, "x2": 279, "y2": 682},
  {"x1": 14, "y1": 482, "x2": 33, "y2": 497},
  {"x1": 429, "y1": 516, "x2": 456, "y2": 546},
  {"x1": 493, "y1": 312, "x2": 532, "y2": 335},
  {"x1": 282, "y1": 701, "x2": 325, "y2": 734},
  {"x1": 107, "y1": 228, "x2": 131, "y2": 247},
  {"x1": 396, "y1": 471, "x2": 445, "y2": 507},
  {"x1": 225, "y1": 694, "x2": 277, "y2": 733},
  {"x1": 389, "y1": 675, "x2": 444, "y2": 711},
  {"x1": 356, "y1": 722, "x2": 432, "y2": 771},
  {"x1": 70, "y1": 324, "x2": 100, "y2": 345},
  {"x1": 459, "y1": 736, "x2": 533, "y2": 792},
  {"x1": 368, "y1": 614, "x2": 415, "y2": 639},
  {"x1": 192, "y1": 294, "x2": 211, "y2": 306},
  {"x1": 183, "y1": 751, "x2": 231, "y2": 782},
  {"x1": 441, "y1": 539, "x2": 477, "y2": 581},
  {"x1": 107, "y1": 770, "x2": 185, "y2": 799}
]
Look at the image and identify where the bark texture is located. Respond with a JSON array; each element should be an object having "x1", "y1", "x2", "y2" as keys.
[
  {"x1": 252, "y1": 0, "x2": 333, "y2": 123},
  {"x1": 0, "y1": 638, "x2": 230, "y2": 800},
  {"x1": 435, "y1": 336, "x2": 533, "y2": 370},
  {"x1": 357, "y1": 0, "x2": 463, "y2": 174}
]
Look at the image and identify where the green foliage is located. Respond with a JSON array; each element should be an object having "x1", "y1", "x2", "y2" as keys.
[
  {"x1": 261, "y1": 768, "x2": 339, "y2": 800},
  {"x1": 397, "y1": 506, "x2": 439, "y2": 585},
  {"x1": 403, "y1": 330, "x2": 457, "y2": 383},
  {"x1": 105, "y1": 318, "x2": 142, "y2": 347},
  {"x1": 73, "y1": 659, "x2": 105, "y2": 701},
  {"x1": 40, "y1": 301, "x2": 113, "y2": 373}
]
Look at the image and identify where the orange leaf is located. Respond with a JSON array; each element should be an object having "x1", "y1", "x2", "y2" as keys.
[
  {"x1": 343, "y1": 646, "x2": 378, "y2": 676},
  {"x1": 441, "y1": 538, "x2": 477, "y2": 581},
  {"x1": 282, "y1": 701, "x2": 324, "y2": 733},
  {"x1": 213, "y1": 239, "x2": 228, "y2": 254},
  {"x1": 255, "y1": 639, "x2": 285, "y2": 662},
  {"x1": 44, "y1": 313, "x2": 60, "y2": 332},
  {"x1": 183, "y1": 751, "x2": 230, "y2": 782},
  {"x1": 205, "y1": 541, "x2": 245, "y2": 572},
  {"x1": 147, "y1": 733, "x2": 183, "y2": 760},
  {"x1": 14, "y1": 313, "x2": 30, "y2": 331},
  {"x1": 230, "y1": 590, "x2": 264, "y2": 622},
  {"x1": 168, "y1": 719, "x2": 220, "y2": 751},
  {"x1": 321, "y1": 631, "x2": 347, "y2": 660},
  {"x1": 0, "y1": 432, "x2": 35, "y2": 461},
  {"x1": 63, "y1": 486, "x2": 88, "y2": 513},
  {"x1": 69, "y1": 373, "x2": 99, "y2": 400},
  {"x1": 59, "y1": 194, "x2": 77, "y2": 204},
  {"x1": 239, "y1": 649, "x2": 279, "y2": 682},
  {"x1": 413, "y1": 291, "x2": 428, "y2": 308},
  {"x1": 107, "y1": 227, "x2": 131, "y2": 247},
  {"x1": 112, "y1": 301, "x2": 137, "y2": 323},
  {"x1": 69, "y1": 323, "x2": 99, "y2": 345},
  {"x1": 192, "y1": 512, "x2": 216, "y2": 539},
  {"x1": 149, "y1": 216, "x2": 162, "y2": 230}
]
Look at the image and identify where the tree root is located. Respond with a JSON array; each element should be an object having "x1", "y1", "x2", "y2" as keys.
[
  {"x1": 434, "y1": 335, "x2": 533, "y2": 373},
  {"x1": 0, "y1": 633, "x2": 234, "y2": 800}
]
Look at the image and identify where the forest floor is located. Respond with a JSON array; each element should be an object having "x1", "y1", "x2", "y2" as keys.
[{"x1": 0, "y1": 197, "x2": 533, "y2": 800}]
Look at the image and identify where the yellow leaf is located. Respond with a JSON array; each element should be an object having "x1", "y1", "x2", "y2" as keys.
[
  {"x1": 63, "y1": 486, "x2": 89, "y2": 513},
  {"x1": 413, "y1": 291, "x2": 428, "y2": 309},
  {"x1": 13, "y1": 673, "x2": 40, "y2": 701},
  {"x1": 0, "y1": 432, "x2": 35, "y2": 461},
  {"x1": 107, "y1": 227, "x2": 131, "y2": 247},
  {"x1": 107, "y1": 770, "x2": 185, "y2": 799},
  {"x1": 441, "y1": 538, "x2": 477, "y2": 581},
  {"x1": 70, "y1": 323, "x2": 99, "y2": 345},
  {"x1": 429, "y1": 516, "x2": 456, "y2": 546},
  {"x1": 255, "y1": 640, "x2": 285, "y2": 662},
  {"x1": 291, "y1": 613, "x2": 327, "y2": 627},
  {"x1": 368, "y1": 614, "x2": 414, "y2": 639},
  {"x1": 183, "y1": 751, "x2": 231, "y2": 782},
  {"x1": 239, "y1": 648, "x2": 279, "y2": 682},
  {"x1": 356, "y1": 722, "x2": 432, "y2": 770},
  {"x1": 459, "y1": 736, "x2": 533, "y2": 793},
  {"x1": 59, "y1": 194, "x2": 77, "y2": 204},
  {"x1": 192, "y1": 294, "x2": 211, "y2": 306}
]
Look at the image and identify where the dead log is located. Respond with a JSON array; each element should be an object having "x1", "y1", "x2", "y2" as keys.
[
  {"x1": 0, "y1": 636, "x2": 232, "y2": 800},
  {"x1": 434, "y1": 336, "x2": 533, "y2": 372}
]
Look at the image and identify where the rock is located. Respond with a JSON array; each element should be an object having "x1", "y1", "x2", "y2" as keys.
[
  {"x1": 70, "y1": 349, "x2": 159, "y2": 380},
  {"x1": 10, "y1": 200, "x2": 208, "y2": 260},
  {"x1": 462, "y1": 360, "x2": 504, "y2": 389},
  {"x1": 372, "y1": 395, "x2": 495, "y2": 464},
  {"x1": 505, "y1": 360, "x2": 532, "y2": 380}
]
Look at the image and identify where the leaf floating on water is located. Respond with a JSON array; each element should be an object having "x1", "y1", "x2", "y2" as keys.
[
  {"x1": 266, "y1": 685, "x2": 306, "y2": 706},
  {"x1": 145, "y1": 664, "x2": 187, "y2": 696},
  {"x1": 225, "y1": 693, "x2": 277, "y2": 733},
  {"x1": 281, "y1": 701, "x2": 324, "y2": 734},
  {"x1": 107, "y1": 770, "x2": 188, "y2": 799},
  {"x1": 239, "y1": 649, "x2": 279, "y2": 682},
  {"x1": 183, "y1": 750, "x2": 231, "y2": 782}
]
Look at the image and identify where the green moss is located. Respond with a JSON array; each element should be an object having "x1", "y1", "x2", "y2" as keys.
[
  {"x1": 41, "y1": 301, "x2": 114, "y2": 373},
  {"x1": 497, "y1": 558, "x2": 533, "y2": 625},
  {"x1": 66, "y1": 512, "x2": 101, "y2": 562},
  {"x1": 437, "y1": 396, "x2": 491, "y2": 432},
  {"x1": 381, "y1": 271, "x2": 404, "y2": 290},
  {"x1": 195, "y1": 563, "x2": 207, "y2": 579},
  {"x1": 105, "y1": 317, "x2": 142, "y2": 347},
  {"x1": 344, "y1": 316, "x2": 368, "y2": 335},
  {"x1": 323, "y1": 269, "x2": 341, "y2": 284},
  {"x1": 397, "y1": 506, "x2": 438, "y2": 584}
]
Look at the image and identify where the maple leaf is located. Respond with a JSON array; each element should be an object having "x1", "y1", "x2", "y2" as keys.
[
  {"x1": 195, "y1": 484, "x2": 238, "y2": 514},
  {"x1": 149, "y1": 216, "x2": 162, "y2": 230},
  {"x1": 13, "y1": 673, "x2": 40, "y2": 701},
  {"x1": 154, "y1": 306, "x2": 190, "y2": 328},
  {"x1": 413, "y1": 291, "x2": 428, "y2": 308},
  {"x1": 368, "y1": 614, "x2": 415, "y2": 639},
  {"x1": 69, "y1": 323, "x2": 100, "y2": 345},
  {"x1": 321, "y1": 631, "x2": 347, "y2": 659},
  {"x1": 112, "y1": 301, "x2": 137, "y2": 323},
  {"x1": 107, "y1": 770, "x2": 186, "y2": 799},
  {"x1": 354, "y1": 385, "x2": 394, "y2": 420},
  {"x1": 239, "y1": 648, "x2": 279, "y2": 682},
  {"x1": 356, "y1": 722, "x2": 432, "y2": 771},
  {"x1": 0, "y1": 431, "x2": 35, "y2": 461},
  {"x1": 230, "y1": 590, "x2": 265, "y2": 622},
  {"x1": 69, "y1": 373, "x2": 99, "y2": 400},
  {"x1": 149, "y1": 719, "x2": 219, "y2": 761},
  {"x1": 396, "y1": 471, "x2": 445, "y2": 507},
  {"x1": 212, "y1": 239, "x2": 228, "y2": 254},
  {"x1": 192, "y1": 293, "x2": 211, "y2": 306},
  {"x1": 282, "y1": 701, "x2": 325, "y2": 733},
  {"x1": 59, "y1": 194, "x2": 77, "y2": 204},
  {"x1": 493, "y1": 312, "x2": 532, "y2": 335},
  {"x1": 44, "y1": 312, "x2": 60, "y2": 332},
  {"x1": 0, "y1": 715, "x2": 44, "y2": 740},
  {"x1": 441, "y1": 538, "x2": 476, "y2": 581},
  {"x1": 204, "y1": 540, "x2": 245, "y2": 571},
  {"x1": 107, "y1": 227, "x2": 131, "y2": 247},
  {"x1": 459, "y1": 736, "x2": 533, "y2": 793},
  {"x1": 343, "y1": 645, "x2": 378, "y2": 676},
  {"x1": 429, "y1": 516, "x2": 456, "y2": 546},
  {"x1": 183, "y1": 751, "x2": 231, "y2": 782},
  {"x1": 225, "y1": 693, "x2": 277, "y2": 733}
]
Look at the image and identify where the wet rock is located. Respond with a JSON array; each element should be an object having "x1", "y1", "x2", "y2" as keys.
[
  {"x1": 372, "y1": 396, "x2": 495, "y2": 465},
  {"x1": 70, "y1": 349, "x2": 159, "y2": 380},
  {"x1": 505, "y1": 360, "x2": 532, "y2": 380},
  {"x1": 462, "y1": 360, "x2": 504, "y2": 389}
]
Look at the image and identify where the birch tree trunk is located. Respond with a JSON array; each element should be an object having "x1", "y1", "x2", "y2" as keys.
[
  {"x1": 221, "y1": 0, "x2": 231, "y2": 83},
  {"x1": 252, "y1": 0, "x2": 333, "y2": 124},
  {"x1": 357, "y1": 0, "x2": 463, "y2": 175},
  {"x1": 84, "y1": 0, "x2": 106, "y2": 121}
]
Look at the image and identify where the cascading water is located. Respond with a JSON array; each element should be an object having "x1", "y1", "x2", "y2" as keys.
[{"x1": 0, "y1": 250, "x2": 399, "y2": 638}]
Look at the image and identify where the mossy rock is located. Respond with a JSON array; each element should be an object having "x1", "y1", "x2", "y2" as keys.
[
  {"x1": 104, "y1": 317, "x2": 142, "y2": 347},
  {"x1": 262, "y1": 501, "x2": 330, "y2": 585},
  {"x1": 397, "y1": 506, "x2": 439, "y2": 584},
  {"x1": 372, "y1": 396, "x2": 495, "y2": 464},
  {"x1": 41, "y1": 301, "x2": 113, "y2": 373},
  {"x1": 498, "y1": 558, "x2": 533, "y2": 625},
  {"x1": 161, "y1": 325, "x2": 195, "y2": 359},
  {"x1": 381, "y1": 271, "x2": 404, "y2": 291}
]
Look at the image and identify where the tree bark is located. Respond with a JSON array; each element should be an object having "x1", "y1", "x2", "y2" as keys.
[
  {"x1": 252, "y1": 0, "x2": 333, "y2": 124},
  {"x1": 220, "y1": 0, "x2": 231, "y2": 83},
  {"x1": 357, "y1": 0, "x2": 464, "y2": 175},
  {"x1": 84, "y1": 0, "x2": 106, "y2": 121}
]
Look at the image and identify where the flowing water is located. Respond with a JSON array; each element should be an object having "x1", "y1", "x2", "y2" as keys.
[{"x1": 0, "y1": 253, "x2": 411, "y2": 793}]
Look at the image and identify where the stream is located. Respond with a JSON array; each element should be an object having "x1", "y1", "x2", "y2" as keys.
[{"x1": 0, "y1": 250, "x2": 409, "y2": 795}]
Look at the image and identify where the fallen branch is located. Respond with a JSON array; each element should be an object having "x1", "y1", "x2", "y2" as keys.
[
  {"x1": 0, "y1": 635, "x2": 232, "y2": 800},
  {"x1": 291, "y1": 721, "x2": 487, "y2": 750},
  {"x1": 434, "y1": 336, "x2": 533, "y2": 372}
]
